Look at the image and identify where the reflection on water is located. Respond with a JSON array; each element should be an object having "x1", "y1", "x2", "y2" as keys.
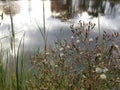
[
  {"x1": 0, "y1": 0, "x2": 120, "y2": 52},
  {"x1": 0, "y1": 0, "x2": 119, "y2": 17},
  {"x1": 51, "y1": 0, "x2": 120, "y2": 18}
]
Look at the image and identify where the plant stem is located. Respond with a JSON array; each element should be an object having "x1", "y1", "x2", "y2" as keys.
[
  {"x1": 43, "y1": 0, "x2": 47, "y2": 55},
  {"x1": 98, "y1": 13, "x2": 100, "y2": 36}
]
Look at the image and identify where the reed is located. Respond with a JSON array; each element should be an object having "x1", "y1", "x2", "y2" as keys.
[
  {"x1": 43, "y1": 0, "x2": 47, "y2": 55},
  {"x1": 16, "y1": 33, "x2": 25, "y2": 90},
  {"x1": 98, "y1": 13, "x2": 100, "y2": 36}
]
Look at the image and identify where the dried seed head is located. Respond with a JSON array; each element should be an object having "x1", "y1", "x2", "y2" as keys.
[
  {"x1": 103, "y1": 68, "x2": 108, "y2": 73},
  {"x1": 76, "y1": 40, "x2": 80, "y2": 44},
  {"x1": 55, "y1": 64, "x2": 58, "y2": 68},
  {"x1": 91, "y1": 23, "x2": 96, "y2": 29},
  {"x1": 114, "y1": 44, "x2": 119, "y2": 49},
  {"x1": 100, "y1": 74, "x2": 107, "y2": 79},
  {"x1": 70, "y1": 24, "x2": 74, "y2": 29},
  {"x1": 66, "y1": 45, "x2": 70, "y2": 49},
  {"x1": 71, "y1": 36, "x2": 74, "y2": 39},
  {"x1": 46, "y1": 52, "x2": 49, "y2": 56},
  {"x1": 95, "y1": 67, "x2": 102, "y2": 73},
  {"x1": 59, "y1": 47, "x2": 64, "y2": 51},
  {"x1": 60, "y1": 53, "x2": 64, "y2": 57},
  {"x1": 96, "y1": 53, "x2": 101, "y2": 57},
  {"x1": 89, "y1": 21, "x2": 92, "y2": 25},
  {"x1": 89, "y1": 38, "x2": 93, "y2": 42}
]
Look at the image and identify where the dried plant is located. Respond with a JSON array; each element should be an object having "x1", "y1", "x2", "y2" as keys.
[{"x1": 27, "y1": 21, "x2": 120, "y2": 90}]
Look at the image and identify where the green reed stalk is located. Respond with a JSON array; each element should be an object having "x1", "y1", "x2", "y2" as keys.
[
  {"x1": 5, "y1": 49, "x2": 9, "y2": 90},
  {"x1": 8, "y1": 0, "x2": 17, "y2": 89},
  {"x1": 9, "y1": 6, "x2": 18, "y2": 90},
  {"x1": 16, "y1": 33, "x2": 25, "y2": 90},
  {"x1": 10, "y1": 8, "x2": 16, "y2": 57},
  {"x1": 0, "y1": 43, "x2": 4, "y2": 90},
  {"x1": 98, "y1": 13, "x2": 100, "y2": 36},
  {"x1": 43, "y1": 0, "x2": 47, "y2": 55},
  {"x1": 8, "y1": 0, "x2": 21, "y2": 89},
  {"x1": 0, "y1": 44, "x2": 9, "y2": 90},
  {"x1": 19, "y1": 33, "x2": 25, "y2": 90}
]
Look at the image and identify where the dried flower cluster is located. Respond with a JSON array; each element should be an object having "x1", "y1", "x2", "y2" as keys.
[
  {"x1": 3, "y1": 3, "x2": 20, "y2": 15},
  {"x1": 27, "y1": 21, "x2": 120, "y2": 90}
]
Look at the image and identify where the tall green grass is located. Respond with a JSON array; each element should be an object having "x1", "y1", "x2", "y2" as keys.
[
  {"x1": 0, "y1": 43, "x2": 7, "y2": 90},
  {"x1": 10, "y1": 4, "x2": 26, "y2": 90},
  {"x1": 16, "y1": 33, "x2": 25, "y2": 90},
  {"x1": 0, "y1": 1, "x2": 27, "y2": 90}
]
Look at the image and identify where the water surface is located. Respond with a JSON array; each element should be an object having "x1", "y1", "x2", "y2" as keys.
[{"x1": 0, "y1": 0, "x2": 120, "y2": 52}]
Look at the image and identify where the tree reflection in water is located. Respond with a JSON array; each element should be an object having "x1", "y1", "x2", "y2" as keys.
[{"x1": 50, "y1": 0, "x2": 120, "y2": 20}]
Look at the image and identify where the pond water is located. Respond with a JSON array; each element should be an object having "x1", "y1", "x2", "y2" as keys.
[{"x1": 0, "y1": 0, "x2": 120, "y2": 53}]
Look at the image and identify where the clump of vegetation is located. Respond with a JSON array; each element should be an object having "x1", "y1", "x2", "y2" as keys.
[{"x1": 26, "y1": 21, "x2": 120, "y2": 90}]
